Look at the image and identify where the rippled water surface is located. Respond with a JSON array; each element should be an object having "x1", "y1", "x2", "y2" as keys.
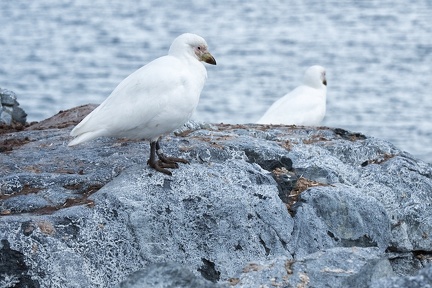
[{"x1": 1, "y1": 1, "x2": 431, "y2": 162}]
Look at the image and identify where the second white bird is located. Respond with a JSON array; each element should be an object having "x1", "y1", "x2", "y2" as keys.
[{"x1": 257, "y1": 65, "x2": 327, "y2": 126}]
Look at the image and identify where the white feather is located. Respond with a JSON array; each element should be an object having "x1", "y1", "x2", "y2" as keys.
[{"x1": 257, "y1": 65, "x2": 327, "y2": 126}]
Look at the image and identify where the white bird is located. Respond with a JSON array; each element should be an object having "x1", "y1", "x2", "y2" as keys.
[
  {"x1": 69, "y1": 33, "x2": 216, "y2": 175},
  {"x1": 257, "y1": 65, "x2": 327, "y2": 125}
]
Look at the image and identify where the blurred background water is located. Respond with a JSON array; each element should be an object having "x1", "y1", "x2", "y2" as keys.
[{"x1": 1, "y1": 0, "x2": 431, "y2": 163}]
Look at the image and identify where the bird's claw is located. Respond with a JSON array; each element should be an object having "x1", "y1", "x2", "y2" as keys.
[
  {"x1": 147, "y1": 159, "x2": 173, "y2": 175},
  {"x1": 147, "y1": 156, "x2": 188, "y2": 175}
]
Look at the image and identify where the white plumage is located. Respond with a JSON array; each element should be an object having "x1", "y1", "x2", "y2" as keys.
[
  {"x1": 257, "y1": 65, "x2": 327, "y2": 126},
  {"x1": 69, "y1": 33, "x2": 216, "y2": 175}
]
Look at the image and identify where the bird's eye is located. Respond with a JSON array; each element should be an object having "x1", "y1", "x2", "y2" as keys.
[{"x1": 197, "y1": 46, "x2": 201, "y2": 50}]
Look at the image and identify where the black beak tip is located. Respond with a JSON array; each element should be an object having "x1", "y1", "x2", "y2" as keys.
[{"x1": 208, "y1": 58, "x2": 217, "y2": 65}]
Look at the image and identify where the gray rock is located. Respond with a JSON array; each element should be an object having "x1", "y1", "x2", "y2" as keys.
[
  {"x1": 292, "y1": 247, "x2": 394, "y2": 288},
  {"x1": 0, "y1": 88, "x2": 27, "y2": 124},
  {"x1": 90, "y1": 161, "x2": 293, "y2": 282},
  {"x1": 0, "y1": 88, "x2": 17, "y2": 106},
  {"x1": 229, "y1": 247, "x2": 394, "y2": 288},
  {"x1": 372, "y1": 264, "x2": 432, "y2": 288},
  {"x1": 356, "y1": 156, "x2": 432, "y2": 252},
  {"x1": 0, "y1": 108, "x2": 12, "y2": 124},
  {"x1": 0, "y1": 106, "x2": 432, "y2": 287},
  {"x1": 12, "y1": 105, "x2": 28, "y2": 124},
  {"x1": 291, "y1": 185, "x2": 391, "y2": 258},
  {"x1": 117, "y1": 262, "x2": 225, "y2": 288},
  {"x1": 387, "y1": 252, "x2": 426, "y2": 276}
]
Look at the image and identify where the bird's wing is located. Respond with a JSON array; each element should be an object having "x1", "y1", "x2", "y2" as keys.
[
  {"x1": 70, "y1": 55, "x2": 187, "y2": 138},
  {"x1": 258, "y1": 86, "x2": 324, "y2": 125}
]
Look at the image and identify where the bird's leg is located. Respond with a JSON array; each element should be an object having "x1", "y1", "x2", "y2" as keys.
[
  {"x1": 156, "y1": 139, "x2": 189, "y2": 165},
  {"x1": 147, "y1": 141, "x2": 175, "y2": 175}
]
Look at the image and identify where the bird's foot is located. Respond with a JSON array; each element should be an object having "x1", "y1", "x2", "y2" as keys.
[
  {"x1": 147, "y1": 159, "x2": 175, "y2": 176},
  {"x1": 147, "y1": 141, "x2": 189, "y2": 175},
  {"x1": 147, "y1": 155, "x2": 188, "y2": 176}
]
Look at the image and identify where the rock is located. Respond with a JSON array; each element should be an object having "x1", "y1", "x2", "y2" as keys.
[
  {"x1": 0, "y1": 88, "x2": 27, "y2": 125},
  {"x1": 0, "y1": 239, "x2": 39, "y2": 288},
  {"x1": 0, "y1": 108, "x2": 12, "y2": 125},
  {"x1": 0, "y1": 105, "x2": 431, "y2": 287},
  {"x1": 231, "y1": 247, "x2": 394, "y2": 288},
  {"x1": 117, "y1": 262, "x2": 225, "y2": 288},
  {"x1": 0, "y1": 88, "x2": 17, "y2": 106},
  {"x1": 12, "y1": 106, "x2": 28, "y2": 124},
  {"x1": 89, "y1": 161, "x2": 292, "y2": 282},
  {"x1": 290, "y1": 186, "x2": 391, "y2": 258},
  {"x1": 371, "y1": 264, "x2": 432, "y2": 288},
  {"x1": 26, "y1": 104, "x2": 98, "y2": 131}
]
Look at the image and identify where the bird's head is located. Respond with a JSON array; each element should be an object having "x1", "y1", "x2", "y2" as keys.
[
  {"x1": 303, "y1": 65, "x2": 326, "y2": 88},
  {"x1": 169, "y1": 33, "x2": 216, "y2": 65}
]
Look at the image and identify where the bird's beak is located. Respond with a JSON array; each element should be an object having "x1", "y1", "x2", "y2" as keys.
[
  {"x1": 201, "y1": 52, "x2": 216, "y2": 65},
  {"x1": 323, "y1": 79, "x2": 327, "y2": 86}
]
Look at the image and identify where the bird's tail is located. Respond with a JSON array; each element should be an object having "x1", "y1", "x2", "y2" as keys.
[{"x1": 68, "y1": 130, "x2": 106, "y2": 146}]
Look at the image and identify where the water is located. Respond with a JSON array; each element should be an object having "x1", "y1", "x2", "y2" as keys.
[{"x1": 1, "y1": 0, "x2": 431, "y2": 163}]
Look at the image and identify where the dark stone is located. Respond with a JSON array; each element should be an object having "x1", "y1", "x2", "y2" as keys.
[
  {"x1": 272, "y1": 169, "x2": 298, "y2": 203},
  {"x1": 198, "y1": 258, "x2": 221, "y2": 283},
  {"x1": 12, "y1": 105, "x2": 27, "y2": 124},
  {"x1": 333, "y1": 127, "x2": 367, "y2": 141},
  {"x1": 244, "y1": 148, "x2": 293, "y2": 171},
  {"x1": 0, "y1": 239, "x2": 40, "y2": 287}
]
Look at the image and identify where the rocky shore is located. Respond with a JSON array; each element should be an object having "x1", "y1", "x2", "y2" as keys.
[{"x1": 1, "y1": 102, "x2": 432, "y2": 287}]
